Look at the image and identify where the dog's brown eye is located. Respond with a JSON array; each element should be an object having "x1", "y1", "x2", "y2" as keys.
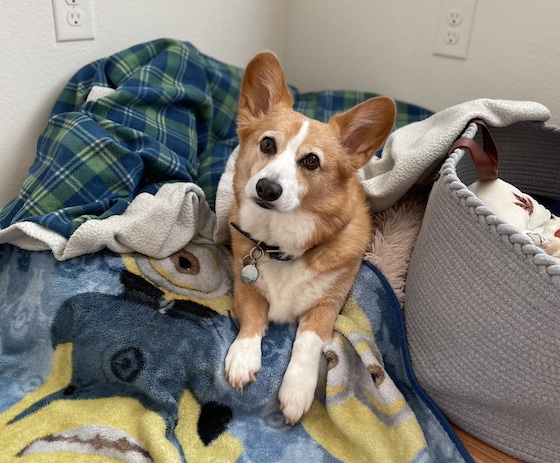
[
  {"x1": 301, "y1": 153, "x2": 320, "y2": 170},
  {"x1": 260, "y1": 137, "x2": 276, "y2": 155}
]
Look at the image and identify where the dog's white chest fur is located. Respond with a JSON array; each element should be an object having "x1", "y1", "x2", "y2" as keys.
[
  {"x1": 238, "y1": 198, "x2": 317, "y2": 257},
  {"x1": 254, "y1": 258, "x2": 339, "y2": 324},
  {"x1": 238, "y1": 200, "x2": 338, "y2": 323}
]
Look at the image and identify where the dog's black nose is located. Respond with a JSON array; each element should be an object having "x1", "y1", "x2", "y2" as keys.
[{"x1": 256, "y1": 178, "x2": 282, "y2": 202}]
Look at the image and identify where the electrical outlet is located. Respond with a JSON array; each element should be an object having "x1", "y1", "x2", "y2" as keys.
[
  {"x1": 67, "y1": 8, "x2": 84, "y2": 26},
  {"x1": 434, "y1": 0, "x2": 477, "y2": 59},
  {"x1": 447, "y1": 9, "x2": 463, "y2": 26},
  {"x1": 444, "y1": 28, "x2": 460, "y2": 45},
  {"x1": 52, "y1": 0, "x2": 94, "y2": 42}
]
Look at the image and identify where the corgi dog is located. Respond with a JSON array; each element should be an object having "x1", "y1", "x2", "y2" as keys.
[{"x1": 225, "y1": 52, "x2": 396, "y2": 425}]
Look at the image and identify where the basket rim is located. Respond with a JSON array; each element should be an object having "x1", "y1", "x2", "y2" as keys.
[{"x1": 443, "y1": 122, "x2": 560, "y2": 283}]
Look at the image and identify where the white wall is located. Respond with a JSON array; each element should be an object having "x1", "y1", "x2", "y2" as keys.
[
  {"x1": 283, "y1": 0, "x2": 560, "y2": 123},
  {"x1": 0, "y1": 0, "x2": 286, "y2": 208},
  {"x1": 1, "y1": 0, "x2": 559, "y2": 208}
]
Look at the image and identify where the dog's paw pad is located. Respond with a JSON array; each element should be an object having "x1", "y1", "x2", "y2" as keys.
[{"x1": 225, "y1": 337, "x2": 261, "y2": 390}]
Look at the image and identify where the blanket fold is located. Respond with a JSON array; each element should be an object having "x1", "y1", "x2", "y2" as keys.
[
  {"x1": 0, "y1": 39, "x2": 242, "y2": 237},
  {"x1": 363, "y1": 98, "x2": 551, "y2": 212},
  {"x1": 0, "y1": 183, "x2": 217, "y2": 260}
]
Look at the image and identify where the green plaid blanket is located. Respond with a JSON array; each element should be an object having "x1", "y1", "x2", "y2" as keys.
[{"x1": 0, "y1": 39, "x2": 432, "y2": 239}]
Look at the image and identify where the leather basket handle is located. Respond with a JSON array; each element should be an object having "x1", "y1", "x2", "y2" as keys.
[{"x1": 448, "y1": 119, "x2": 499, "y2": 181}]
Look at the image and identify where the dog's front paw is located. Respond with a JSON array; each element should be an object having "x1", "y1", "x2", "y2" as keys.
[
  {"x1": 278, "y1": 367, "x2": 317, "y2": 425},
  {"x1": 225, "y1": 336, "x2": 262, "y2": 391}
]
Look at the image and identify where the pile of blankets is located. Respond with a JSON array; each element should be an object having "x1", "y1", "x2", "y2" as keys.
[{"x1": 0, "y1": 39, "x2": 472, "y2": 462}]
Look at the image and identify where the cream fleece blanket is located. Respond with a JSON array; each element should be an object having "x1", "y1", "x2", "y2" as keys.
[
  {"x1": 0, "y1": 183, "x2": 217, "y2": 260},
  {"x1": 362, "y1": 98, "x2": 550, "y2": 212},
  {"x1": 0, "y1": 99, "x2": 551, "y2": 259}
]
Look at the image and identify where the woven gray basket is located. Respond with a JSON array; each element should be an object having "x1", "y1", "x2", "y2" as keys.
[{"x1": 405, "y1": 120, "x2": 560, "y2": 463}]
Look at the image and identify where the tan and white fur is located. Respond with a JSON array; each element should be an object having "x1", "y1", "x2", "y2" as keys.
[{"x1": 225, "y1": 52, "x2": 396, "y2": 425}]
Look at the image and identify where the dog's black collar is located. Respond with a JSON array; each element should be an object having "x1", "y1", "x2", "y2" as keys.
[{"x1": 230, "y1": 222, "x2": 293, "y2": 261}]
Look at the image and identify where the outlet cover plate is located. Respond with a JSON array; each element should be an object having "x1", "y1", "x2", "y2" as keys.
[
  {"x1": 52, "y1": 0, "x2": 94, "y2": 42},
  {"x1": 434, "y1": 0, "x2": 476, "y2": 59}
]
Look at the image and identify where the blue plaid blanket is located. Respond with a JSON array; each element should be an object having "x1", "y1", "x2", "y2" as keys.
[{"x1": 0, "y1": 39, "x2": 431, "y2": 239}]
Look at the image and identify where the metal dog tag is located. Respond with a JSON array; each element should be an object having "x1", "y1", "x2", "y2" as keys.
[
  {"x1": 240, "y1": 263, "x2": 259, "y2": 285},
  {"x1": 240, "y1": 245, "x2": 265, "y2": 285}
]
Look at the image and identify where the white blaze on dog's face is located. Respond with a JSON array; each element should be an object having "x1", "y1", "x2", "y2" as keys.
[{"x1": 243, "y1": 119, "x2": 315, "y2": 213}]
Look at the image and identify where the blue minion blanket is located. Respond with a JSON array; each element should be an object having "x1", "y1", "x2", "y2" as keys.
[{"x1": 0, "y1": 40, "x2": 471, "y2": 462}]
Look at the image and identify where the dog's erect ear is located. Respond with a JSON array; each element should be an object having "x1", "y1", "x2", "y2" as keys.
[
  {"x1": 329, "y1": 97, "x2": 396, "y2": 170},
  {"x1": 238, "y1": 52, "x2": 294, "y2": 123}
]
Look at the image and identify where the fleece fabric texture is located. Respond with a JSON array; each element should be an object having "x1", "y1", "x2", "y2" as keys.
[
  {"x1": 0, "y1": 243, "x2": 471, "y2": 463},
  {"x1": 362, "y1": 98, "x2": 551, "y2": 212}
]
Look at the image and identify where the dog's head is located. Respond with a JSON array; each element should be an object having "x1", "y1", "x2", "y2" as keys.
[{"x1": 234, "y1": 52, "x2": 396, "y2": 218}]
